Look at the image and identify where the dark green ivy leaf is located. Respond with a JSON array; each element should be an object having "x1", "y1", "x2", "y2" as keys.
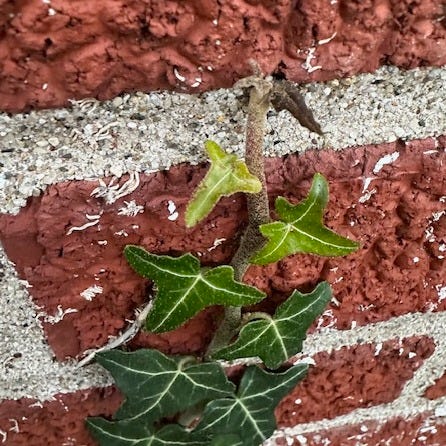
[
  {"x1": 210, "y1": 434, "x2": 243, "y2": 446},
  {"x1": 213, "y1": 282, "x2": 331, "y2": 369},
  {"x1": 87, "y1": 418, "x2": 207, "y2": 446},
  {"x1": 251, "y1": 173, "x2": 359, "y2": 265},
  {"x1": 125, "y1": 246, "x2": 266, "y2": 332},
  {"x1": 194, "y1": 365, "x2": 308, "y2": 446},
  {"x1": 94, "y1": 349, "x2": 235, "y2": 425},
  {"x1": 185, "y1": 140, "x2": 261, "y2": 227}
]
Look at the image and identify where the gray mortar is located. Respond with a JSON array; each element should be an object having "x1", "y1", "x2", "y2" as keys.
[
  {"x1": 0, "y1": 65, "x2": 446, "y2": 442},
  {"x1": 1, "y1": 65, "x2": 446, "y2": 214}
]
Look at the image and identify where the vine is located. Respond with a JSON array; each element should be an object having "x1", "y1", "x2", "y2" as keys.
[{"x1": 85, "y1": 65, "x2": 359, "y2": 446}]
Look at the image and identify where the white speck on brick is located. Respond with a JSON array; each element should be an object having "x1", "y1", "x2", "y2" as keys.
[
  {"x1": 91, "y1": 172, "x2": 140, "y2": 204},
  {"x1": 208, "y1": 238, "x2": 226, "y2": 252},
  {"x1": 318, "y1": 32, "x2": 337, "y2": 45},
  {"x1": 432, "y1": 210, "x2": 446, "y2": 222},
  {"x1": 37, "y1": 305, "x2": 78, "y2": 324},
  {"x1": 425, "y1": 226, "x2": 436, "y2": 243},
  {"x1": 351, "y1": 320, "x2": 357, "y2": 329},
  {"x1": 408, "y1": 352, "x2": 417, "y2": 358},
  {"x1": 436, "y1": 284, "x2": 446, "y2": 302},
  {"x1": 302, "y1": 47, "x2": 322, "y2": 73},
  {"x1": 373, "y1": 151, "x2": 400, "y2": 174},
  {"x1": 42, "y1": 83, "x2": 48, "y2": 90},
  {"x1": 0, "y1": 429, "x2": 7, "y2": 443},
  {"x1": 191, "y1": 77, "x2": 202, "y2": 88},
  {"x1": 316, "y1": 309, "x2": 337, "y2": 331},
  {"x1": 360, "y1": 425, "x2": 368, "y2": 432},
  {"x1": 97, "y1": 240, "x2": 107, "y2": 245},
  {"x1": 331, "y1": 296, "x2": 341, "y2": 307},
  {"x1": 359, "y1": 188, "x2": 377, "y2": 203},
  {"x1": 435, "y1": 404, "x2": 446, "y2": 417},
  {"x1": 362, "y1": 177, "x2": 374, "y2": 193},
  {"x1": 413, "y1": 257, "x2": 420, "y2": 263},
  {"x1": 67, "y1": 218, "x2": 100, "y2": 235},
  {"x1": 48, "y1": 7, "x2": 56, "y2": 15},
  {"x1": 375, "y1": 343, "x2": 383, "y2": 356},
  {"x1": 295, "y1": 435, "x2": 307, "y2": 445},
  {"x1": 114, "y1": 229, "x2": 129, "y2": 237},
  {"x1": 439, "y1": 244, "x2": 446, "y2": 252},
  {"x1": 294, "y1": 398, "x2": 302, "y2": 405},
  {"x1": 118, "y1": 200, "x2": 144, "y2": 217},
  {"x1": 80, "y1": 285, "x2": 103, "y2": 301},
  {"x1": 8, "y1": 419, "x2": 19, "y2": 433},
  {"x1": 28, "y1": 401, "x2": 44, "y2": 408},
  {"x1": 167, "y1": 200, "x2": 179, "y2": 221},
  {"x1": 173, "y1": 68, "x2": 186, "y2": 82}
]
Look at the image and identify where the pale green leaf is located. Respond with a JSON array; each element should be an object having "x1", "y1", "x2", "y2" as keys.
[
  {"x1": 94, "y1": 349, "x2": 235, "y2": 425},
  {"x1": 125, "y1": 246, "x2": 266, "y2": 332},
  {"x1": 194, "y1": 365, "x2": 308, "y2": 445},
  {"x1": 185, "y1": 140, "x2": 261, "y2": 227},
  {"x1": 87, "y1": 418, "x2": 207, "y2": 446},
  {"x1": 251, "y1": 173, "x2": 359, "y2": 265},
  {"x1": 213, "y1": 282, "x2": 331, "y2": 368}
]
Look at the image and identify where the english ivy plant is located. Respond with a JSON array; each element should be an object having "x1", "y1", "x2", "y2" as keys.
[{"x1": 86, "y1": 65, "x2": 359, "y2": 446}]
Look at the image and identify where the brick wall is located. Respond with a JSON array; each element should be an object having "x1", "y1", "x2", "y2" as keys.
[{"x1": 1, "y1": 1, "x2": 446, "y2": 445}]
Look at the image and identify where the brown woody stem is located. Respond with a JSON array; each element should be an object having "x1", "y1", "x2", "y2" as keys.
[{"x1": 206, "y1": 77, "x2": 272, "y2": 357}]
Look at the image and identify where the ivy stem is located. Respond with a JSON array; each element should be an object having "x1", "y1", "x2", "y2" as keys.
[{"x1": 206, "y1": 74, "x2": 272, "y2": 357}]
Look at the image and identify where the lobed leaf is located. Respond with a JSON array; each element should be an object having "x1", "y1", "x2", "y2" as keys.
[
  {"x1": 251, "y1": 173, "x2": 359, "y2": 265},
  {"x1": 125, "y1": 246, "x2": 266, "y2": 332},
  {"x1": 185, "y1": 140, "x2": 261, "y2": 227},
  {"x1": 94, "y1": 349, "x2": 235, "y2": 425},
  {"x1": 213, "y1": 282, "x2": 332, "y2": 369},
  {"x1": 194, "y1": 365, "x2": 308, "y2": 446},
  {"x1": 87, "y1": 418, "x2": 207, "y2": 446}
]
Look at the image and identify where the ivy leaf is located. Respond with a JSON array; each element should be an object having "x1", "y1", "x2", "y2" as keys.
[
  {"x1": 210, "y1": 435, "x2": 243, "y2": 446},
  {"x1": 194, "y1": 365, "x2": 308, "y2": 446},
  {"x1": 213, "y1": 282, "x2": 331, "y2": 369},
  {"x1": 87, "y1": 418, "x2": 207, "y2": 446},
  {"x1": 94, "y1": 349, "x2": 235, "y2": 425},
  {"x1": 125, "y1": 246, "x2": 266, "y2": 332},
  {"x1": 251, "y1": 173, "x2": 359, "y2": 265},
  {"x1": 185, "y1": 140, "x2": 261, "y2": 227}
]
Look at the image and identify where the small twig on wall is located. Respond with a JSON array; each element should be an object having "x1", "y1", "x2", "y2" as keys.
[{"x1": 76, "y1": 301, "x2": 153, "y2": 368}]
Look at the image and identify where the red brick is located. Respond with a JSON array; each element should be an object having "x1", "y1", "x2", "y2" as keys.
[
  {"x1": 425, "y1": 373, "x2": 446, "y2": 400},
  {"x1": 276, "y1": 336, "x2": 435, "y2": 425},
  {"x1": 0, "y1": 387, "x2": 121, "y2": 446},
  {"x1": 1, "y1": 0, "x2": 445, "y2": 112},
  {"x1": 1, "y1": 138, "x2": 445, "y2": 358},
  {"x1": 278, "y1": 413, "x2": 446, "y2": 446}
]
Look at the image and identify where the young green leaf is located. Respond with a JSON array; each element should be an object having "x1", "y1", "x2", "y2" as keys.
[
  {"x1": 87, "y1": 418, "x2": 207, "y2": 446},
  {"x1": 125, "y1": 246, "x2": 266, "y2": 332},
  {"x1": 251, "y1": 173, "x2": 359, "y2": 265},
  {"x1": 213, "y1": 282, "x2": 331, "y2": 369},
  {"x1": 94, "y1": 349, "x2": 235, "y2": 425},
  {"x1": 185, "y1": 140, "x2": 261, "y2": 227},
  {"x1": 194, "y1": 365, "x2": 308, "y2": 446}
]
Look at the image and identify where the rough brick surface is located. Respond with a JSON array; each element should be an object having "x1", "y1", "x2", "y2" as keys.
[
  {"x1": 1, "y1": 0, "x2": 445, "y2": 112},
  {"x1": 1, "y1": 137, "x2": 445, "y2": 359},
  {"x1": 276, "y1": 336, "x2": 435, "y2": 425},
  {"x1": 425, "y1": 373, "x2": 446, "y2": 400},
  {"x1": 0, "y1": 387, "x2": 122, "y2": 446},
  {"x1": 275, "y1": 413, "x2": 446, "y2": 446}
]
